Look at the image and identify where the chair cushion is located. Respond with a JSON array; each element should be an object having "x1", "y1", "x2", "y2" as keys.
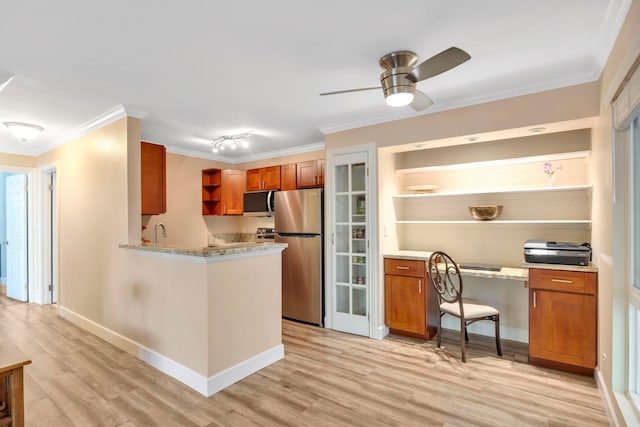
[{"x1": 440, "y1": 298, "x2": 499, "y2": 319}]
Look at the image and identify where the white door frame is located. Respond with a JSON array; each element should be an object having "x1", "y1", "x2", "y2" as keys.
[
  {"x1": 324, "y1": 142, "x2": 379, "y2": 338},
  {"x1": 33, "y1": 162, "x2": 59, "y2": 304},
  {"x1": 0, "y1": 165, "x2": 34, "y2": 302}
]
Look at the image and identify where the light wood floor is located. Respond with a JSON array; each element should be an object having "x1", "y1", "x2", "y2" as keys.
[{"x1": 0, "y1": 295, "x2": 610, "y2": 426}]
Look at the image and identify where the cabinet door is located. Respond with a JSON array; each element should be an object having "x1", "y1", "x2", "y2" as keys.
[
  {"x1": 385, "y1": 275, "x2": 426, "y2": 335},
  {"x1": 529, "y1": 289, "x2": 596, "y2": 368},
  {"x1": 263, "y1": 165, "x2": 281, "y2": 190},
  {"x1": 246, "y1": 168, "x2": 262, "y2": 191},
  {"x1": 317, "y1": 159, "x2": 325, "y2": 186},
  {"x1": 221, "y1": 169, "x2": 246, "y2": 215},
  {"x1": 297, "y1": 160, "x2": 317, "y2": 188},
  {"x1": 141, "y1": 141, "x2": 166, "y2": 215},
  {"x1": 281, "y1": 163, "x2": 296, "y2": 190}
]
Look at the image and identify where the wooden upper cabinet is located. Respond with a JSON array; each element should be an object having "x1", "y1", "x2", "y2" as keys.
[
  {"x1": 246, "y1": 166, "x2": 281, "y2": 191},
  {"x1": 297, "y1": 159, "x2": 324, "y2": 188},
  {"x1": 141, "y1": 141, "x2": 166, "y2": 215},
  {"x1": 280, "y1": 163, "x2": 297, "y2": 190},
  {"x1": 529, "y1": 268, "x2": 597, "y2": 372},
  {"x1": 221, "y1": 169, "x2": 246, "y2": 215}
]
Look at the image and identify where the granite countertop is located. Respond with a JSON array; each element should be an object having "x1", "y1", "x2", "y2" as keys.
[
  {"x1": 120, "y1": 241, "x2": 287, "y2": 257},
  {"x1": 384, "y1": 250, "x2": 598, "y2": 281},
  {"x1": 522, "y1": 261, "x2": 598, "y2": 272}
]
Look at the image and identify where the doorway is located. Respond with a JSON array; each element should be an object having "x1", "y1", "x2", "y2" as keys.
[{"x1": 1, "y1": 171, "x2": 29, "y2": 302}]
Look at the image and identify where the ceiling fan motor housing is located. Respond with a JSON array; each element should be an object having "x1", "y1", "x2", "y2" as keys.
[{"x1": 379, "y1": 51, "x2": 418, "y2": 98}]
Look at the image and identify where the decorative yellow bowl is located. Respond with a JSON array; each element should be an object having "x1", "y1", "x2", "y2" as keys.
[{"x1": 469, "y1": 205, "x2": 503, "y2": 220}]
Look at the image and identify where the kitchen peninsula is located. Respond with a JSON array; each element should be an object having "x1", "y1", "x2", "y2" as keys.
[{"x1": 108, "y1": 242, "x2": 287, "y2": 396}]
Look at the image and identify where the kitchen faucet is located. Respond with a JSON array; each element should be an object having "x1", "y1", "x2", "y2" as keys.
[{"x1": 152, "y1": 223, "x2": 167, "y2": 245}]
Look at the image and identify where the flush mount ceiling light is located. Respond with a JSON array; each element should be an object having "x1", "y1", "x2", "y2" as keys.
[
  {"x1": 3, "y1": 121, "x2": 44, "y2": 141},
  {"x1": 211, "y1": 131, "x2": 252, "y2": 154}
]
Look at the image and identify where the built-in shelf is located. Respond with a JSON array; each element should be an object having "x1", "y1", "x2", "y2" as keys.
[
  {"x1": 393, "y1": 184, "x2": 592, "y2": 199},
  {"x1": 395, "y1": 151, "x2": 591, "y2": 174},
  {"x1": 396, "y1": 220, "x2": 591, "y2": 226}
]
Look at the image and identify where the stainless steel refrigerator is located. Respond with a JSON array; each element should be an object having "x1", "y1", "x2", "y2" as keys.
[{"x1": 275, "y1": 188, "x2": 323, "y2": 326}]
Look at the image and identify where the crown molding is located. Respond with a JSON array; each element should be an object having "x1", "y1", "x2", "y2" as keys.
[
  {"x1": 593, "y1": 0, "x2": 633, "y2": 69},
  {"x1": 166, "y1": 141, "x2": 325, "y2": 164},
  {"x1": 34, "y1": 104, "x2": 129, "y2": 155}
]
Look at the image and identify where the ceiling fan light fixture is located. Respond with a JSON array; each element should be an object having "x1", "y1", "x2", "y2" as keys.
[
  {"x1": 4, "y1": 121, "x2": 44, "y2": 141},
  {"x1": 385, "y1": 91, "x2": 414, "y2": 107}
]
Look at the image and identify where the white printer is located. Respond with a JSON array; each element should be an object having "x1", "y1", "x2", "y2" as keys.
[{"x1": 524, "y1": 240, "x2": 592, "y2": 266}]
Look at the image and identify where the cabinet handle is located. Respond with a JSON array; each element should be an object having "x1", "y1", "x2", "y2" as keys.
[
  {"x1": 418, "y1": 279, "x2": 422, "y2": 294},
  {"x1": 223, "y1": 205, "x2": 226, "y2": 215},
  {"x1": 396, "y1": 266, "x2": 410, "y2": 270},
  {"x1": 533, "y1": 291, "x2": 537, "y2": 308},
  {"x1": 551, "y1": 279, "x2": 573, "y2": 284}
]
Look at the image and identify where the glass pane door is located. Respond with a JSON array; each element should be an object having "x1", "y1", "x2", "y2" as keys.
[{"x1": 331, "y1": 152, "x2": 369, "y2": 336}]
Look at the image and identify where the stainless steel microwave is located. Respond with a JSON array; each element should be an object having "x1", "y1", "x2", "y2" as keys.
[{"x1": 243, "y1": 190, "x2": 276, "y2": 216}]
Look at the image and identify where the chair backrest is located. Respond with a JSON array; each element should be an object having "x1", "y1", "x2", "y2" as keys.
[{"x1": 428, "y1": 251, "x2": 464, "y2": 304}]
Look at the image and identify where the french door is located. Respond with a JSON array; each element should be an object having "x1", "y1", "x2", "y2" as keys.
[{"x1": 327, "y1": 150, "x2": 371, "y2": 336}]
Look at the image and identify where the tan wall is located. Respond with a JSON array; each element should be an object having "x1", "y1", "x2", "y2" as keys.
[
  {"x1": 0, "y1": 152, "x2": 36, "y2": 168},
  {"x1": 207, "y1": 253, "x2": 282, "y2": 374},
  {"x1": 36, "y1": 118, "x2": 133, "y2": 322},
  {"x1": 325, "y1": 82, "x2": 600, "y2": 150},
  {"x1": 592, "y1": 0, "x2": 640, "y2": 423},
  {"x1": 396, "y1": 129, "x2": 591, "y2": 170}
]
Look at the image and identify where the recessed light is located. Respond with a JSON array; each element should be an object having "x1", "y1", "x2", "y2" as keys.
[
  {"x1": 414, "y1": 143, "x2": 425, "y2": 149},
  {"x1": 466, "y1": 136, "x2": 478, "y2": 142},
  {"x1": 529, "y1": 127, "x2": 546, "y2": 133}
]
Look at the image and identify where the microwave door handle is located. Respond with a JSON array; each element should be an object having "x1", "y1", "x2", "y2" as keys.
[{"x1": 267, "y1": 191, "x2": 273, "y2": 215}]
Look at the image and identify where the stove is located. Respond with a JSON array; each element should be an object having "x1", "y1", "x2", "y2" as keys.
[{"x1": 256, "y1": 227, "x2": 275, "y2": 240}]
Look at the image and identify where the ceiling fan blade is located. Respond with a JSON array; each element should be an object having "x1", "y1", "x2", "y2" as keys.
[
  {"x1": 410, "y1": 90, "x2": 433, "y2": 111},
  {"x1": 320, "y1": 87, "x2": 380, "y2": 96},
  {"x1": 406, "y1": 47, "x2": 471, "y2": 83}
]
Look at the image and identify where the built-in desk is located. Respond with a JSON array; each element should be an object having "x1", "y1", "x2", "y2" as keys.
[
  {"x1": 383, "y1": 250, "x2": 529, "y2": 282},
  {"x1": 0, "y1": 345, "x2": 31, "y2": 427}
]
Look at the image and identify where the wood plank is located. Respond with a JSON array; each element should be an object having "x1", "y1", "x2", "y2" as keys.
[{"x1": 0, "y1": 296, "x2": 611, "y2": 426}]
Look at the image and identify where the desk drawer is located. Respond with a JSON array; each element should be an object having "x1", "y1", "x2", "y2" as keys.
[
  {"x1": 384, "y1": 258, "x2": 425, "y2": 278},
  {"x1": 529, "y1": 268, "x2": 596, "y2": 295}
]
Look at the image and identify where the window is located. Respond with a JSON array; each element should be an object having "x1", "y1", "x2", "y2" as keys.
[
  {"x1": 612, "y1": 60, "x2": 640, "y2": 424},
  {"x1": 631, "y1": 116, "x2": 640, "y2": 407}
]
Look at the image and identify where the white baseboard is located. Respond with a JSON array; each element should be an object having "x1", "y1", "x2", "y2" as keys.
[
  {"x1": 595, "y1": 367, "x2": 621, "y2": 427},
  {"x1": 372, "y1": 324, "x2": 389, "y2": 340},
  {"x1": 58, "y1": 305, "x2": 284, "y2": 397},
  {"x1": 207, "y1": 344, "x2": 284, "y2": 396}
]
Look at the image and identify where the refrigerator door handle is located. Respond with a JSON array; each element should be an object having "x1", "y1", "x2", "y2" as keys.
[{"x1": 331, "y1": 232, "x2": 334, "y2": 245}]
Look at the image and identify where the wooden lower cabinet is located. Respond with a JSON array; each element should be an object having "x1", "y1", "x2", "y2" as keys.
[
  {"x1": 384, "y1": 258, "x2": 437, "y2": 340},
  {"x1": 529, "y1": 268, "x2": 597, "y2": 373}
]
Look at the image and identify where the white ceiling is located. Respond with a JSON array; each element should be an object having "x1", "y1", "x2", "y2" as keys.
[{"x1": 0, "y1": 0, "x2": 632, "y2": 162}]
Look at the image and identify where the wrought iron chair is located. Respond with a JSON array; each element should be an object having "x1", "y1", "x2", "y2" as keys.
[{"x1": 427, "y1": 251, "x2": 502, "y2": 362}]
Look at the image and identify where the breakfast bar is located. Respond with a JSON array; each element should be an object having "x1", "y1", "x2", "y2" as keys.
[{"x1": 75, "y1": 242, "x2": 288, "y2": 397}]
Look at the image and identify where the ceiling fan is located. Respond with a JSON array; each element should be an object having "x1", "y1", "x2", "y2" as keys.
[{"x1": 320, "y1": 47, "x2": 471, "y2": 111}]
